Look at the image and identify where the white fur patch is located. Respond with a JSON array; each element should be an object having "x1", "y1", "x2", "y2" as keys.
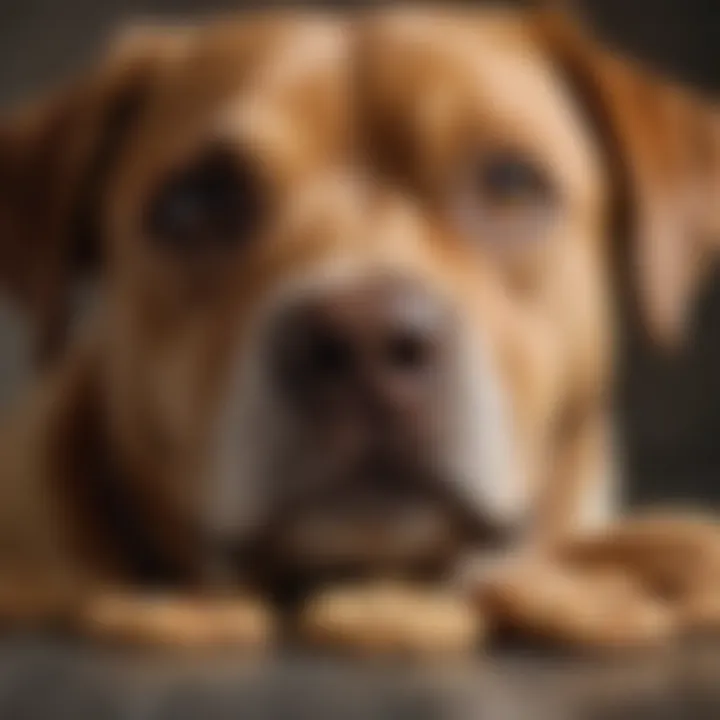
[
  {"x1": 443, "y1": 325, "x2": 527, "y2": 527},
  {"x1": 575, "y1": 417, "x2": 621, "y2": 531}
]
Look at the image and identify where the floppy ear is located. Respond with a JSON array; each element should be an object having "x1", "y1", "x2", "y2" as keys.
[
  {"x1": 0, "y1": 26, "x2": 189, "y2": 365},
  {"x1": 536, "y1": 11, "x2": 720, "y2": 347}
]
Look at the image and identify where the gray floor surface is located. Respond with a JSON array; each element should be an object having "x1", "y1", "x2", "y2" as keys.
[{"x1": 0, "y1": 635, "x2": 719, "y2": 720}]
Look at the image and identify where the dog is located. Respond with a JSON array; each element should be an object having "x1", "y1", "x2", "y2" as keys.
[{"x1": 0, "y1": 4, "x2": 718, "y2": 653}]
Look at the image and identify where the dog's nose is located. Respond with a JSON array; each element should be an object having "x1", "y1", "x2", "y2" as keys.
[{"x1": 271, "y1": 276, "x2": 449, "y2": 418}]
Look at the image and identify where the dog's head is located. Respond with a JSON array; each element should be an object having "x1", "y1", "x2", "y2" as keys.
[{"x1": 1, "y1": 7, "x2": 718, "y2": 583}]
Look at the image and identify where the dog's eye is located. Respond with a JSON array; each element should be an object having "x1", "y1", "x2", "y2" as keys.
[
  {"x1": 451, "y1": 150, "x2": 557, "y2": 250},
  {"x1": 147, "y1": 147, "x2": 263, "y2": 250},
  {"x1": 475, "y1": 152, "x2": 553, "y2": 206}
]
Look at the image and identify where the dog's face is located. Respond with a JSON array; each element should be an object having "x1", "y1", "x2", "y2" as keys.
[
  {"x1": 1, "y1": 8, "x2": 718, "y2": 580},
  {"x1": 101, "y1": 11, "x2": 610, "y2": 572}
]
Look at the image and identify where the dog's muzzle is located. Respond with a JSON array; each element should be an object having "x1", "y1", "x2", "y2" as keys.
[
  {"x1": 242, "y1": 275, "x2": 507, "y2": 571},
  {"x1": 207, "y1": 267, "x2": 523, "y2": 582}
]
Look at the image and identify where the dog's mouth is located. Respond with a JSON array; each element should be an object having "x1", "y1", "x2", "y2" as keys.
[{"x1": 228, "y1": 451, "x2": 511, "y2": 583}]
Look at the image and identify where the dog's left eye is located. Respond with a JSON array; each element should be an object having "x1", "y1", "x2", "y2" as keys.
[
  {"x1": 147, "y1": 147, "x2": 264, "y2": 251},
  {"x1": 451, "y1": 150, "x2": 557, "y2": 250},
  {"x1": 475, "y1": 152, "x2": 554, "y2": 206}
]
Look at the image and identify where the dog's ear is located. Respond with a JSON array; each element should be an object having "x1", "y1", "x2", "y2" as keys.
[
  {"x1": 0, "y1": 25, "x2": 189, "y2": 365},
  {"x1": 536, "y1": 10, "x2": 720, "y2": 347}
]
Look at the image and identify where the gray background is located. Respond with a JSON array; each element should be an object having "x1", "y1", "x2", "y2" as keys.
[{"x1": 0, "y1": 0, "x2": 719, "y2": 507}]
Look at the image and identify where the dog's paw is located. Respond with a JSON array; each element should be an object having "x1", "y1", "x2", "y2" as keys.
[
  {"x1": 466, "y1": 557, "x2": 676, "y2": 651},
  {"x1": 552, "y1": 512, "x2": 720, "y2": 639},
  {"x1": 298, "y1": 582, "x2": 483, "y2": 657},
  {"x1": 79, "y1": 592, "x2": 276, "y2": 649},
  {"x1": 556, "y1": 511, "x2": 720, "y2": 599}
]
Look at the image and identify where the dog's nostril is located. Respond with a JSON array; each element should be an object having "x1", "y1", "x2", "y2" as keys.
[
  {"x1": 385, "y1": 330, "x2": 433, "y2": 373},
  {"x1": 271, "y1": 278, "x2": 450, "y2": 414},
  {"x1": 305, "y1": 328, "x2": 354, "y2": 380}
]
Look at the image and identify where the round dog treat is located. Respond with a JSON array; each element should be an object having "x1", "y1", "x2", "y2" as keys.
[
  {"x1": 299, "y1": 582, "x2": 483, "y2": 657},
  {"x1": 80, "y1": 592, "x2": 275, "y2": 649}
]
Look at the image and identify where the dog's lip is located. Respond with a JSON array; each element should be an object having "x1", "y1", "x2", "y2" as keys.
[
  {"x1": 204, "y1": 460, "x2": 515, "y2": 574},
  {"x1": 224, "y1": 476, "x2": 512, "y2": 567},
  {"x1": 280, "y1": 502, "x2": 452, "y2": 548}
]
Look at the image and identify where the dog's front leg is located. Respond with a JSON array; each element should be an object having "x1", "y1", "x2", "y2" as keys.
[
  {"x1": 458, "y1": 511, "x2": 720, "y2": 651},
  {"x1": 555, "y1": 511, "x2": 720, "y2": 634},
  {"x1": 458, "y1": 551, "x2": 675, "y2": 651}
]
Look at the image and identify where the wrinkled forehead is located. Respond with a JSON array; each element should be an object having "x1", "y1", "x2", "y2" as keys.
[
  {"x1": 359, "y1": 11, "x2": 601, "y2": 185},
  {"x1": 124, "y1": 10, "x2": 603, "y2": 206}
]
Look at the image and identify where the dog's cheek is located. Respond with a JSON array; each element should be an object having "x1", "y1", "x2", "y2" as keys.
[
  {"x1": 201, "y1": 334, "x2": 287, "y2": 548},
  {"x1": 102, "y1": 318, "x2": 221, "y2": 520},
  {"x1": 440, "y1": 266, "x2": 564, "y2": 534},
  {"x1": 439, "y1": 325, "x2": 525, "y2": 529}
]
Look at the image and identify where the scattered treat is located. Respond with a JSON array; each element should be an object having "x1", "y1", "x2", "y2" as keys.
[
  {"x1": 79, "y1": 591, "x2": 275, "y2": 649},
  {"x1": 298, "y1": 581, "x2": 483, "y2": 657}
]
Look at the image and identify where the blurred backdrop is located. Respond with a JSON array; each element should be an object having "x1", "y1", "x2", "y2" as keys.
[{"x1": 0, "y1": 0, "x2": 718, "y2": 509}]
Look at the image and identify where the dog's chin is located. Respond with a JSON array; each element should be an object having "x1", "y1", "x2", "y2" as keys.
[
  {"x1": 245, "y1": 464, "x2": 491, "y2": 581},
  {"x1": 207, "y1": 444, "x2": 506, "y2": 584}
]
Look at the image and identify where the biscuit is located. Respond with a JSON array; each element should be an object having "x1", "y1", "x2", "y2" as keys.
[
  {"x1": 298, "y1": 582, "x2": 483, "y2": 657},
  {"x1": 80, "y1": 591, "x2": 276, "y2": 649}
]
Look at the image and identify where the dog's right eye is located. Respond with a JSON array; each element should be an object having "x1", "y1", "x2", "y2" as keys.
[{"x1": 147, "y1": 147, "x2": 264, "y2": 251}]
